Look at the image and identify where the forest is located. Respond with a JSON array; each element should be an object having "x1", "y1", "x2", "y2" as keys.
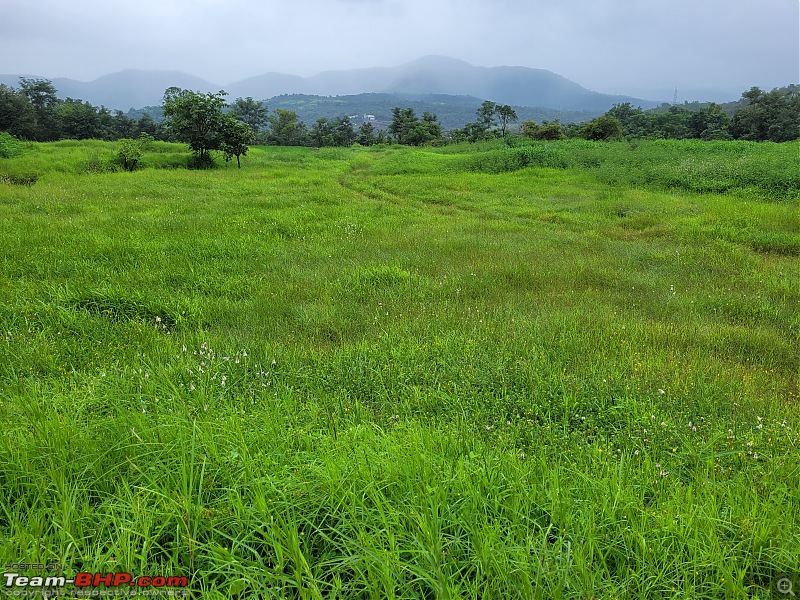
[{"x1": 1, "y1": 78, "x2": 797, "y2": 156}]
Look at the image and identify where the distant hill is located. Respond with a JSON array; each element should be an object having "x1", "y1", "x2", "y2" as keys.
[
  {"x1": 255, "y1": 93, "x2": 601, "y2": 129},
  {"x1": 127, "y1": 93, "x2": 602, "y2": 130},
  {"x1": 0, "y1": 56, "x2": 660, "y2": 113}
]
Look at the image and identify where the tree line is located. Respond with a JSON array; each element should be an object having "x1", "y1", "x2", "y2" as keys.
[
  {"x1": 1, "y1": 78, "x2": 797, "y2": 162},
  {"x1": 522, "y1": 85, "x2": 799, "y2": 143},
  {"x1": 0, "y1": 79, "x2": 161, "y2": 142}
]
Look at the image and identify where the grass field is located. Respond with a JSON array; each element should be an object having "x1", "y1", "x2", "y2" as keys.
[{"x1": 1, "y1": 138, "x2": 798, "y2": 599}]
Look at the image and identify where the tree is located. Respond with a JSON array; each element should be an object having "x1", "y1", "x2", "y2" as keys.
[
  {"x1": 452, "y1": 121, "x2": 487, "y2": 143},
  {"x1": 229, "y1": 97, "x2": 269, "y2": 136},
  {"x1": 476, "y1": 101, "x2": 497, "y2": 131},
  {"x1": 688, "y1": 103, "x2": 731, "y2": 140},
  {"x1": 388, "y1": 107, "x2": 418, "y2": 144},
  {"x1": 357, "y1": 122, "x2": 376, "y2": 146},
  {"x1": 413, "y1": 112, "x2": 442, "y2": 145},
  {"x1": 57, "y1": 99, "x2": 100, "y2": 140},
  {"x1": 265, "y1": 109, "x2": 308, "y2": 146},
  {"x1": 495, "y1": 104, "x2": 517, "y2": 137},
  {"x1": 388, "y1": 108, "x2": 441, "y2": 145},
  {"x1": 117, "y1": 132, "x2": 154, "y2": 171},
  {"x1": 112, "y1": 110, "x2": 137, "y2": 139},
  {"x1": 522, "y1": 120, "x2": 565, "y2": 140},
  {"x1": 455, "y1": 101, "x2": 500, "y2": 142},
  {"x1": 310, "y1": 117, "x2": 334, "y2": 147},
  {"x1": 18, "y1": 78, "x2": 60, "y2": 141},
  {"x1": 651, "y1": 106, "x2": 689, "y2": 139},
  {"x1": 136, "y1": 113, "x2": 160, "y2": 138},
  {"x1": 331, "y1": 116, "x2": 356, "y2": 147},
  {"x1": 730, "y1": 86, "x2": 800, "y2": 142},
  {"x1": 221, "y1": 116, "x2": 252, "y2": 168},
  {"x1": 580, "y1": 115, "x2": 623, "y2": 141},
  {"x1": 606, "y1": 102, "x2": 647, "y2": 138},
  {"x1": 0, "y1": 84, "x2": 35, "y2": 138},
  {"x1": 162, "y1": 87, "x2": 228, "y2": 163}
]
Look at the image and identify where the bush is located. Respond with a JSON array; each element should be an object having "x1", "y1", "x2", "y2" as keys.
[
  {"x1": 0, "y1": 132, "x2": 23, "y2": 158},
  {"x1": 117, "y1": 133, "x2": 154, "y2": 172}
]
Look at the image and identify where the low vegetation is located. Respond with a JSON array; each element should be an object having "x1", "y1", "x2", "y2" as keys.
[{"x1": 1, "y1": 139, "x2": 798, "y2": 598}]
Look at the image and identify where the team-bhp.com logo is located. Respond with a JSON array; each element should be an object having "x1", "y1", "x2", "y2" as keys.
[{"x1": 3, "y1": 570, "x2": 189, "y2": 597}]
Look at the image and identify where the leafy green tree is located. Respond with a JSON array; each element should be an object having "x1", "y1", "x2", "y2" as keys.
[
  {"x1": 265, "y1": 109, "x2": 308, "y2": 146},
  {"x1": 455, "y1": 101, "x2": 500, "y2": 142},
  {"x1": 18, "y1": 78, "x2": 60, "y2": 141},
  {"x1": 476, "y1": 100, "x2": 497, "y2": 131},
  {"x1": 388, "y1": 108, "x2": 441, "y2": 145},
  {"x1": 112, "y1": 110, "x2": 137, "y2": 139},
  {"x1": 357, "y1": 122, "x2": 376, "y2": 146},
  {"x1": 451, "y1": 122, "x2": 486, "y2": 143},
  {"x1": 57, "y1": 99, "x2": 100, "y2": 140},
  {"x1": 331, "y1": 116, "x2": 356, "y2": 147},
  {"x1": 417, "y1": 112, "x2": 443, "y2": 145},
  {"x1": 136, "y1": 113, "x2": 160, "y2": 138},
  {"x1": 730, "y1": 86, "x2": 800, "y2": 142},
  {"x1": 652, "y1": 106, "x2": 689, "y2": 139},
  {"x1": 229, "y1": 97, "x2": 269, "y2": 136},
  {"x1": 162, "y1": 87, "x2": 228, "y2": 162},
  {"x1": 221, "y1": 116, "x2": 252, "y2": 168},
  {"x1": 0, "y1": 84, "x2": 35, "y2": 138},
  {"x1": 117, "y1": 132, "x2": 154, "y2": 171},
  {"x1": 495, "y1": 104, "x2": 517, "y2": 137},
  {"x1": 310, "y1": 117, "x2": 334, "y2": 147},
  {"x1": 606, "y1": 103, "x2": 647, "y2": 138},
  {"x1": 388, "y1": 107, "x2": 418, "y2": 144},
  {"x1": 580, "y1": 115, "x2": 623, "y2": 141},
  {"x1": 688, "y1": 103, "x2": 731, "y2": 140},
  {"x1": 522, "y1": 120, "x2": 565, "y2": 140}
]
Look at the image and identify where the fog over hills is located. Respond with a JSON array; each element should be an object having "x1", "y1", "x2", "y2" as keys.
[{"x1": 0, "y1": 56, "x2": 665, "y2": 113}]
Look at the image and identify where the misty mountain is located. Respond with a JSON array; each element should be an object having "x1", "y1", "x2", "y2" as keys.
[{"x1": 0, "y1": 56, "x2": 661, "y2": 113}]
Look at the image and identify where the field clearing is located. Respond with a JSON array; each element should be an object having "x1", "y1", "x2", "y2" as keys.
[{"x1": 1, "y1": 139, "x2": 799, "y2": 599}]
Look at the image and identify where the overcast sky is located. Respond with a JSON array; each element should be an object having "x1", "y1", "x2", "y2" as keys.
[{"x1": 1, "y1": 0, "x2": 797, "y2": 97}]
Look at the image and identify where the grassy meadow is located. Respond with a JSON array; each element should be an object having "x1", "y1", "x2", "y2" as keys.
[{"x1": 0, "y1": 138, "x2": 798, "y2": 599}]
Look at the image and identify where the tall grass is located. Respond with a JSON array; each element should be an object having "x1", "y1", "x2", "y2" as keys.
[{"x1": 1, "y1": 139, "x2": 798, "y2": 598}]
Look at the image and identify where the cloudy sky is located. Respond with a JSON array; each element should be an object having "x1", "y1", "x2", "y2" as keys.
[{"x1": 0, "y1": 0, "x2": 797, "y2": 97}]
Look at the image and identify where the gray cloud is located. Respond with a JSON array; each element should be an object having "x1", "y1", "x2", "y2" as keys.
[{"x1": 0, "y1": 0, "x2": 796, "y2": 98}]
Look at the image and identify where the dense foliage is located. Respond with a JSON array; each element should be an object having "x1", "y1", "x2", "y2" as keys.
[{"x1": 0, "y1": 79, "x2": 797, "y2": 152}]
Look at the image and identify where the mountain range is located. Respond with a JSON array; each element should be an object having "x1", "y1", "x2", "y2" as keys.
[{"x1": 0, "y1": 56, "x2": 661, "y2": 114}]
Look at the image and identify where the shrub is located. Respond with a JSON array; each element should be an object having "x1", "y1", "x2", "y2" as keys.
[
  {"x1": 117, "y1": 133, "x2": 154, "y2": 172},
  {"x1": 0, "y1": 132, "x2": 23, "y2": 158}
]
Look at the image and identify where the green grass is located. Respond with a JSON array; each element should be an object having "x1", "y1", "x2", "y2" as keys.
[{"x1": 1, "y1": 139, "x2": 799, "y2": 598}]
